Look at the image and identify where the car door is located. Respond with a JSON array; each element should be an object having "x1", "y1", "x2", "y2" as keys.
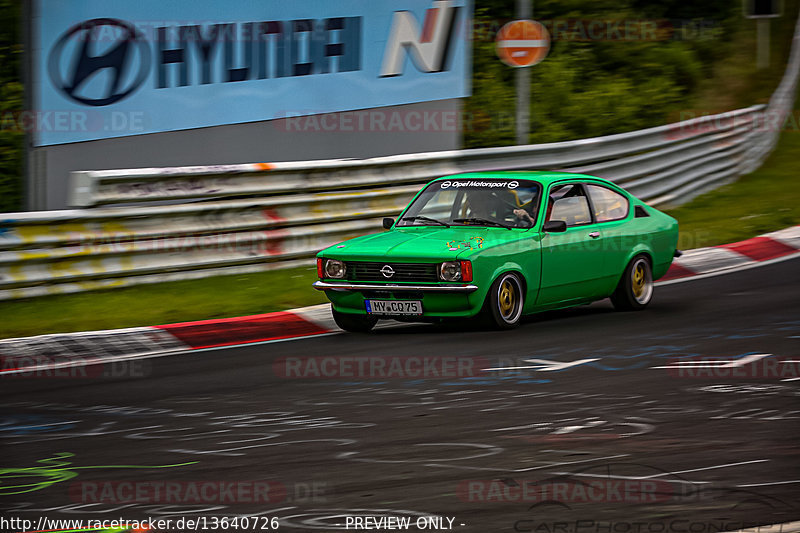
[
  {"x1": 584, "y1": 182, "x2": 633, "y2": 295},
  {"x1": 536, "y1": 182, "x2": 608, "y2": 305}
]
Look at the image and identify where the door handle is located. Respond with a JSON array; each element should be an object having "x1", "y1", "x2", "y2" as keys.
[{"x1": 588, "y1": 231, "x2": 600, "y2": 239}]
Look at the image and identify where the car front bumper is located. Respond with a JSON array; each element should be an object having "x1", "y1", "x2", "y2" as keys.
[{"x1": 312, "y1": 281, "x2": 484, "y2": 317}]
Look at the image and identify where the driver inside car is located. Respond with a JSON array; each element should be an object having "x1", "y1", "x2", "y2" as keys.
[
  {"x1": 464, "y1": 191, "x2": 496, "y2": 219},
  {"x1": 512, "y1": 206, "x2": 535, "y2": 226},
  {"x1": 502, "y1": 190, "x2": 536, "y2": 227},
  {"x1": 465, "y1": 190, "x2": 537, "y2": 228}
]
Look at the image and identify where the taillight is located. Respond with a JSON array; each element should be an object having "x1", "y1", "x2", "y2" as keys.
[
  {"x1": 460, "y1": 260, "x2": 473, "y2": 282},
  {"x1": 317, "y1": 257, "x2": 325, "y2": 279}
]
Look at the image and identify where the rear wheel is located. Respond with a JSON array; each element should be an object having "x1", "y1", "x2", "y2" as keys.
[
  {"x1": 610, "y1": 255, "x2": 653, "y2": 311},
  {"x1": 484, "y1": 272, "x2": 525, "y2": 329},
  {"x1": 331, "y1": 306, "x2": 378, "y2": 333}
]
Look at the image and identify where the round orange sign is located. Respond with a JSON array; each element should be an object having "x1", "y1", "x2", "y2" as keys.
[{"x1": 496, "y1": 19, "x2": 550, "y2": 68}]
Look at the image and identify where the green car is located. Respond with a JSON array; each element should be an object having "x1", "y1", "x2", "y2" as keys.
[{"x1": 313, "y1": 171, "x2": 679, "y2": 332}]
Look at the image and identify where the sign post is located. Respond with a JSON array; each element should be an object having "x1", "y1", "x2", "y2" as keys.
[
  {"x1": 496, "y1": 2, "x2": 550, "y2": 144},
  {"x1": 743, "y1": 0, "x2": 782, "y2": 70},
  {"x1": 757, "y1": 19, "x2": 770, "y2": 69},
  {"x1": 516, "y1": 0, "x2": 531, "y2": 145}
]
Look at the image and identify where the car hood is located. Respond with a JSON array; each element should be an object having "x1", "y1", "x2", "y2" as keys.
[{"x1": 320, "y1": 226, "x2": 529, "y2": 261}]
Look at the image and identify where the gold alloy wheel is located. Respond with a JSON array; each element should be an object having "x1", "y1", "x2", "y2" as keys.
[
  {"x1": 492, "y1": 273, "x2": 524, "y2": 327},
  {"x1": 498, "y1": 278, "x2": 515, "y2": 318},
  {"x1": 632, "y1": 262, "x2": 646, "y2": 298},
  {"x1": 630, "y1": 257, "x2": 653, "y2": 305}
]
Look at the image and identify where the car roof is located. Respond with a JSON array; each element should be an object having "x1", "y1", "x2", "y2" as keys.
[{"x1": 432, "y1": 171, "x2": 615, "y2": 187}]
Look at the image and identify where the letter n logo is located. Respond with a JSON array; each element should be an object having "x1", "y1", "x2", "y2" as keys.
[{"x1": 380, "y1": 0, "x2": 461, "y2": 77}]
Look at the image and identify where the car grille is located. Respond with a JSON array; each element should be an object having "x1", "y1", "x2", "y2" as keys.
[{"x1": 345, "y1": 262, "x2": 439, "y2": 283}]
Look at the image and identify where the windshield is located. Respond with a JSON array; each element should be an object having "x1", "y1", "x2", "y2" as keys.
[{"x1": 397, "y1": 178, "x2": 542, "y2": 229}]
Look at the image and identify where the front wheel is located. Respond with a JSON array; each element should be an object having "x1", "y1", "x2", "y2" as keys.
[
  {"x1": 610, "y1": 255, "x2": 654, "y2": 311},
  {"x1": 483, "y1": 272, "x2": 525, "y2": 329},
  {"x1": 331, "y1": 306, "x2": 378, "y2": 333}
]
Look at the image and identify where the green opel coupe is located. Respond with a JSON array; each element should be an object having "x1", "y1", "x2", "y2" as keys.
[{"x1": 313, "y1": 172, "x2": 679, "y2": 332}]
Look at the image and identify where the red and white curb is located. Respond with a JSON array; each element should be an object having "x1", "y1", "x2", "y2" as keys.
[
  {"x1": 1, "y1": 226, "x2": 798, "y2": 376},
  {"x1": 0, "y1": 309, "x2": 335, "y2": 376},
  {"x1": 659, "y1": 225, "x2": 800, "y2": 282}
]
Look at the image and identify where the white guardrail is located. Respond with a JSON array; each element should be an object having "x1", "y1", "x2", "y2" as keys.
[{"x1": 1, "y1": 14, "x2": 798, "y2": 300}]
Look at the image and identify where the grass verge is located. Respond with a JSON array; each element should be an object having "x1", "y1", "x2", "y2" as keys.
[
  {"x1": 0, "y1": 265, "x2": 326, "y2": 339},
  {"x1": 664, "y1": 89, "x2": 800, "y2": 249}
]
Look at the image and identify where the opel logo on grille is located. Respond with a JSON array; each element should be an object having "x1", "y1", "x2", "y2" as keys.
[{"x1": 380, "y1": 265, "x2": 395, "y2": 278}]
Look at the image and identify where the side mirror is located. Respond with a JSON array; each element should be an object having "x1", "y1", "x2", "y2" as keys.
[
  {"x1": 543, "y1": 220, "x2": 567, "y2": 233},
  {"x1": 382, "y1": 217, "x2": 394, "y2": 230}
]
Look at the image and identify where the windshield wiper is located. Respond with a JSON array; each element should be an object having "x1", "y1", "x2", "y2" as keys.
[
  {"x1": 453, "y1": 218, "x2": 512, "y2": 230},
  {"x1": 402, "y1": 215, "x2": 450, "y2": 227}
]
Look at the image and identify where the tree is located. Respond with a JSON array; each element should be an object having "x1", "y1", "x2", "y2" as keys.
[
  {"x1": 0, "y1": 0, "x2": 23, "y2": 212},
  {"x1": 465, "y1": 0, "x2": 733, "y2": 147}
]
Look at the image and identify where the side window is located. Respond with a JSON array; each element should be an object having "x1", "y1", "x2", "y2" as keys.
[
  {"x1": 546, "y1": 183, "x2": 592, "y2": 227},
  {"x1": 586, "y1": 185, "x2": 629, "y2": 222}
]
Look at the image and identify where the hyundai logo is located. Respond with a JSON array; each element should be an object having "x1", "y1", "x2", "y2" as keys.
[
  {"x1": 380, "y1": 265, "x2": 395, "y2": 278},
  {"x1": 48, "y1": 18, "x2": 151, "y2": 106}
]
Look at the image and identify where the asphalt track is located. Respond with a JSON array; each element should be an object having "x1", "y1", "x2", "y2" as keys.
[{"x1": 1, "y1": 257, "x2": 799, "y2": 533}]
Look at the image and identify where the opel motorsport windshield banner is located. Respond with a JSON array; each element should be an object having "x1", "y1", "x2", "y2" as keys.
[{"x1": 35, "y1": 0, "x2": 471, "y2": 146}]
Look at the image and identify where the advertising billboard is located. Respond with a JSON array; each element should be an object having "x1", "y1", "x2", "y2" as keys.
[{"x1": 35, "y1": 0, "x2": 471, "y2": 146}]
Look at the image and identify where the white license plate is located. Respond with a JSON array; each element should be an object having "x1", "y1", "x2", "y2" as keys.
[{"x1": 366, "y1": 300, "x2": 423, "y2": 315}]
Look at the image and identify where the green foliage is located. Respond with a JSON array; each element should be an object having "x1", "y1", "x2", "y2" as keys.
[
  {"x1": 465, "y1": 0, "x2": 794, "y2": 147},
  {"x1": 663, "y1": 85, "x2": 800, "y2": 249},
  {"x1": 0, "y1": 0, "x2": 23, "y2": 212}
]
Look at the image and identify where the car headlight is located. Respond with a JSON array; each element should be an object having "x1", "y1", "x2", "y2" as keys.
[
  {"x1": 440, "y1": 260, "x2": 473, "y2": 282},
  {"x1": 440, "y1": 261, "x2": 462, "y2": 282},
  {"x1": 324, "y1": 259, "x2": 347, "y2": 279}
]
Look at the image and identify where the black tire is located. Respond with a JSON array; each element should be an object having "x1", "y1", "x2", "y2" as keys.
[
  {"x1": 331, "y1": 306, "x2": 378, "y2": 333},
  {"x1": 483, "y1": 272, "x2": 525, "y2": 329},
  {"x1": 610, "y1": 254, "x2": 654, "y2": 311}
]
